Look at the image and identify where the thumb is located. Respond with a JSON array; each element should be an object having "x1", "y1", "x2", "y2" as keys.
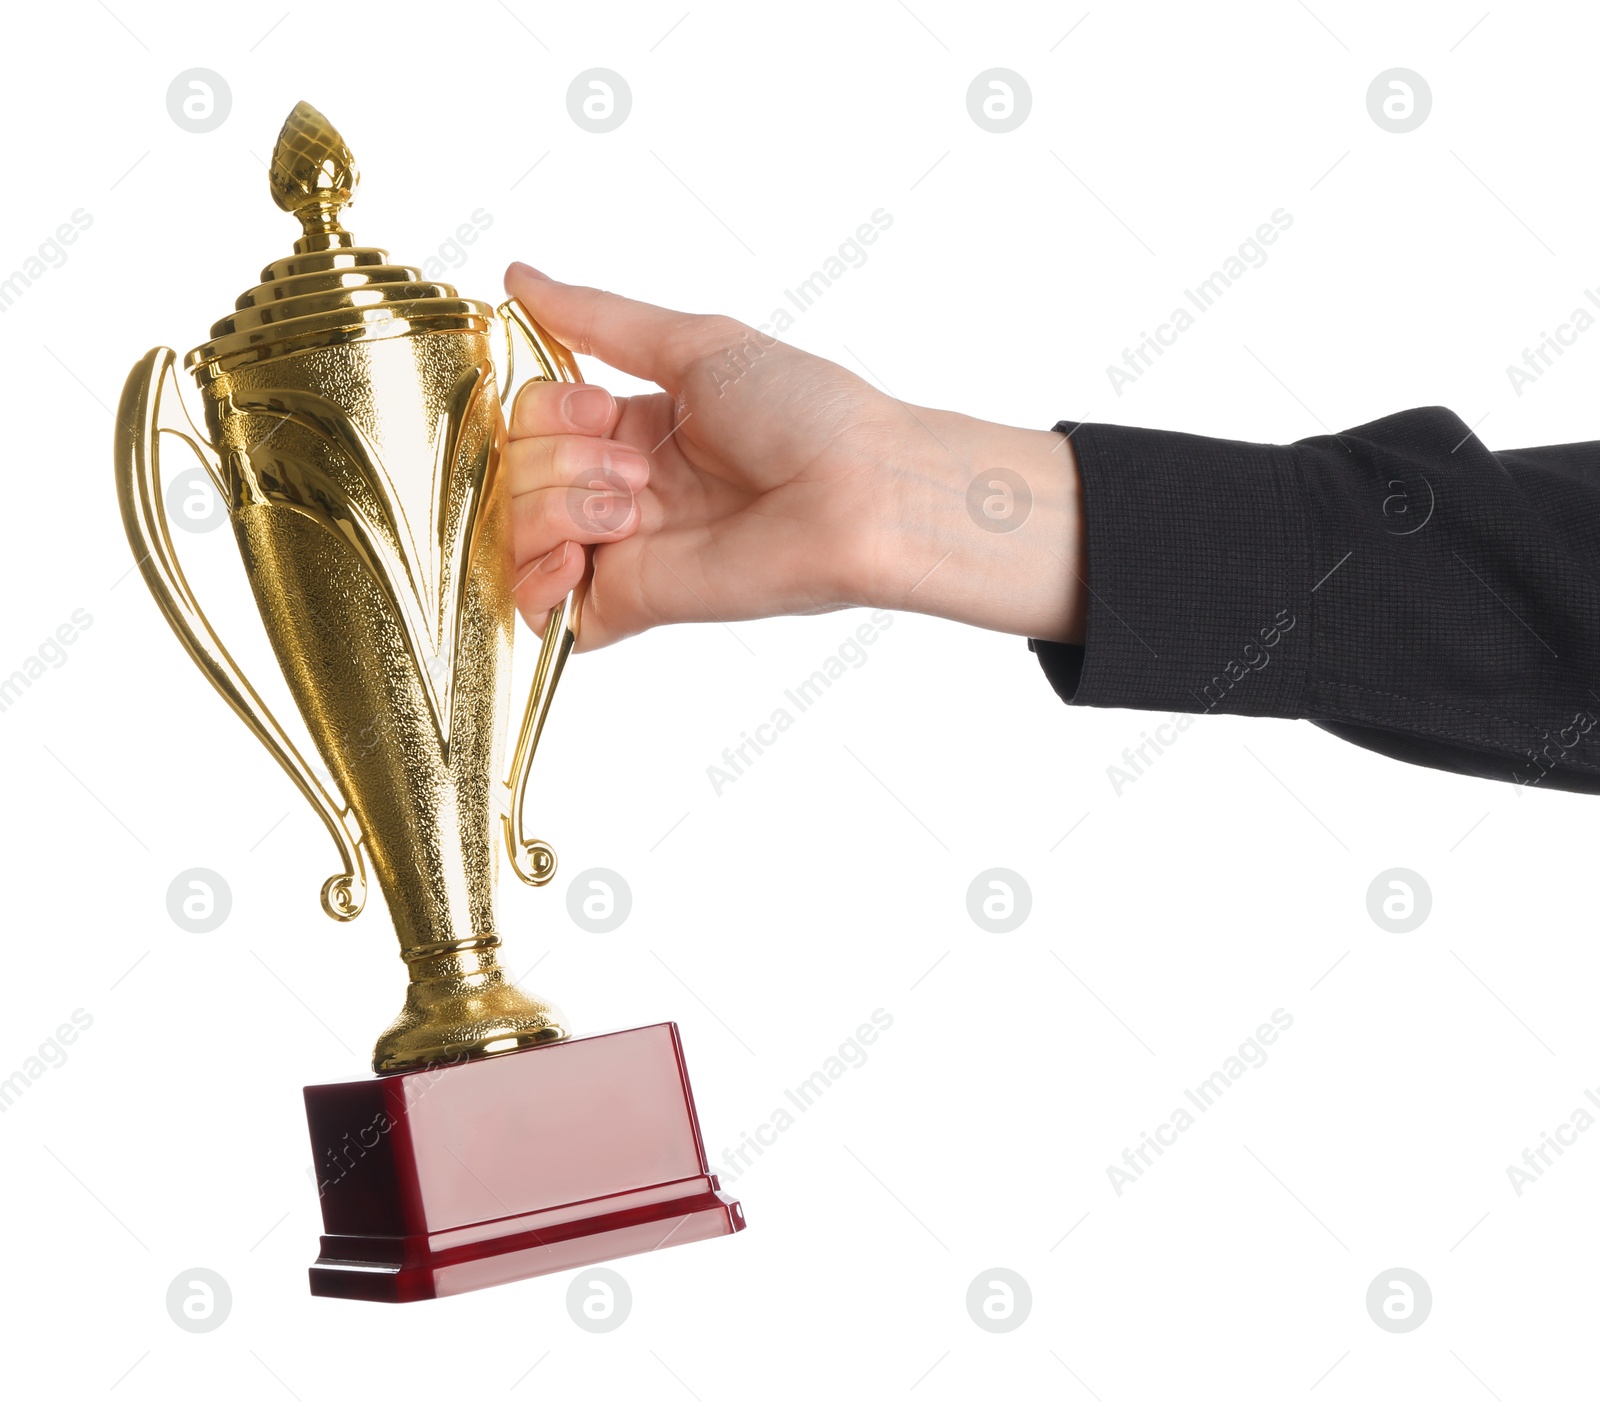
[{"x1": 504, "y1": 263, "x2": 711, "y2": 391}]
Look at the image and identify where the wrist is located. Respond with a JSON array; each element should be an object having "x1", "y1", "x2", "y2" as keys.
[{"x1": 857, "y1": 405, "x2": 1086, "y2": 643}]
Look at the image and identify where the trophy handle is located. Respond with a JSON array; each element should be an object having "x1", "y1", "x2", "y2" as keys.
[
  {"x1": 494, "y1": 298, "x2": 586, "y2": 887},
  {"x1": 114, "y1": 347, "x2": 369, "y2": 921}
]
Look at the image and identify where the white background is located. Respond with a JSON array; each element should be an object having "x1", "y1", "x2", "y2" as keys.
[{"x1": 2, "y1": 0, "x2": 1597, "y2": 1397}]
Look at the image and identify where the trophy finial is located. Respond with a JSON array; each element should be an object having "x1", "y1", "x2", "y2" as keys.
[{"x1": 270, "y1": 101, "x2": 359, "y2": 250}]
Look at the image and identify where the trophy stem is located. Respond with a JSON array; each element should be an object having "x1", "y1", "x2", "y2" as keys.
[
  {"x1": 374, "y1": 939, "x2": 568, "y2": 1075},
  {"x1": 399, "y1": 934, "x2": 502, "y2": 968}
]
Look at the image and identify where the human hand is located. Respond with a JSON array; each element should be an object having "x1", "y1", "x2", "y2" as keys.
[{"x1": 502, "y1": 262, "x2": 1085, "y2": 650}]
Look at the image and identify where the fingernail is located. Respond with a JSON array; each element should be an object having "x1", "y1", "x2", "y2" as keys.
[
  {"x1": 536, "y1": 541, "x2": 570, "y2": 573},
  {"x1": 601, "y1": 446, "x2": 648, "y2": 488},
  {"x1": 564, "y1": 384, "x2": 614, "y2": 431},
  {"x1": 580, "y1": 492, "x2": 634, "y2": 532},
  {"x1": 508, "y1": 261, "x2": 552, "y2": 282}
]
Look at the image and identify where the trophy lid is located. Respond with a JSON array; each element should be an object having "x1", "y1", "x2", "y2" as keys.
[{"x1": 185, "y1": 102, "x2": 494, "y2": 375}]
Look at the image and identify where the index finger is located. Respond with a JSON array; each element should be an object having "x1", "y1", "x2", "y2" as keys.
[{"x1": 504, "y1": 263, "x2": 728, "y2": 392}]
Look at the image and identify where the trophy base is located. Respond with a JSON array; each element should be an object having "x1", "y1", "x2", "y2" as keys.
[{"x1": 303, "y1": 1022, "x2": 744, "y2": 1302}]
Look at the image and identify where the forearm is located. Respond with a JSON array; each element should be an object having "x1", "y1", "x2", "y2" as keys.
[{"x1": 857, "y1": 405, "x2": 1087, "y2": 644}]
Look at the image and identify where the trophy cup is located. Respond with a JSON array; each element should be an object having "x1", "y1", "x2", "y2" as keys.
[{"x1": 113, "y1": 102, "x2": 743, "y2": 1301}]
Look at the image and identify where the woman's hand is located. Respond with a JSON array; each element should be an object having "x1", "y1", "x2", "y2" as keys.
[{"x1": 503, "y1": 262, "x2": 1085, "y2": 650}]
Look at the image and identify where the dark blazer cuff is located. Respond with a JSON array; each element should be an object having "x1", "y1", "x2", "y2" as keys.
[{"x1": 1030, "y1": 419, "x2": 1311, "y2": 717}]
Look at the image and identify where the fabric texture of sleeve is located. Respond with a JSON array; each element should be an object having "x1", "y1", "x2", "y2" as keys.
[{"x1": 1030, "y1": 408, "x2": 1600, "y2": 794}]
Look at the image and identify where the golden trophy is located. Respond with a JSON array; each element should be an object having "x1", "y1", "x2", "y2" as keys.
[{"x1": 114, "y1": 102, "x2": 742, "y2": 1301}]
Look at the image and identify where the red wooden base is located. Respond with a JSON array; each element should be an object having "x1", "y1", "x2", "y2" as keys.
[{"x1": 303, "y1": 1023, "x2": 744, "y2": 1301}]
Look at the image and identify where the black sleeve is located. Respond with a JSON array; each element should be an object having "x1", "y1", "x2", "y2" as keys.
[{"x1": 1029, "y1": 407, "x2": 1600, "y2": 794}]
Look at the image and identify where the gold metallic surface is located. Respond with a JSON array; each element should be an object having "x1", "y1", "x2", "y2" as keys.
[
  {"x1": 113, "y1": 102, "x2": 585, "y2": 1073},
  {"x1": 494, "y1": 298, "x2": 585, "y2": 887}
]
